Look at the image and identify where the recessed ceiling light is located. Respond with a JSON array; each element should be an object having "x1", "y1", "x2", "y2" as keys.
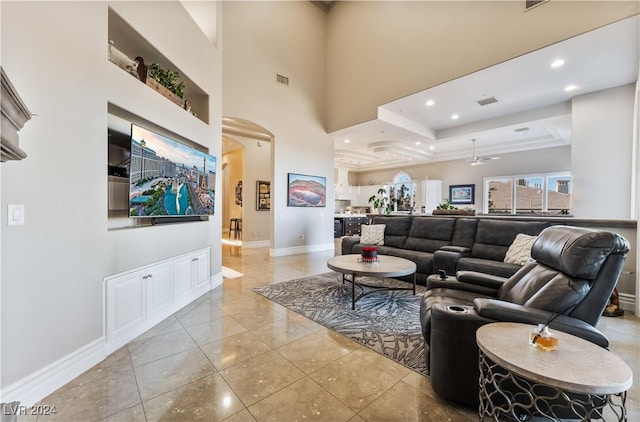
[
  {"x1": 344, "y1": 139, "x2": 350, "y2": 143},
  {"x1": 451, "y1": 114, "x2": 459, "y2": 120},
  {"x1": 429, "y1": 145, "x2": 435, "y2": 150},
  {"x1": 551, "y1": 59, "x2": 565, "y2": 68},
  {"x1": 564, "y1": 84, "x2": 578, "y2": 92},
  {"x1": 425, "y1": 100, "x2": 435, "y2": 106},
  {"x1": 415, "y1": 141, "x2": 421, "y2": 145}
]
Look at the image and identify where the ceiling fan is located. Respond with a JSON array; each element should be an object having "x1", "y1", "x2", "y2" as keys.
[{"x1": 467, "y1": 138, "x2": 500, "y2": 165}]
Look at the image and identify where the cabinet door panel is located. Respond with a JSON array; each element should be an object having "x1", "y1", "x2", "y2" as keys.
[
  {"x1": 106, "y1": 270, "x2": 145, "y2": 339},
  {"x1": 193, "y1": 249, "x2": 210, "y2": 290},
  {"x1": 146, "y1": 262, "x2": 173, "y2": 318},
  {"x1": 173, "y1": 255, "x2": 193, "y2": 302}
]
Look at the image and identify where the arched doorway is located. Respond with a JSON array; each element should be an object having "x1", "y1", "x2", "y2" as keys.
[{"x1": 221, "y1": 117, "x2": 274, "y2": 249}]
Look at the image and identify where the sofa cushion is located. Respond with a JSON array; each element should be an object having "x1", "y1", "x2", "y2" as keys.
[
  {"x1": 405, "y1": 218, "x2": 456, "y2": 253},
  {"x1": 451, "y1": 218, "x2": 477, "y2": 248},
  {"x1": 503, "y1": 233, "x2": 537, "y2": 265},
  {"x1": 471, "y1": 220, "x2": 549, "y2": 261},
  {"x1": 371, "y1": 216, "x2": 412, "y2": 248},
  {"x1": 360, "y1": 224, "x2": 385, "y2": 245},
  {"x1": 498, "y1": 263, "x2": 590, "y2": 312},
  {"x1": 532, "y1": 225, "x2": 630, "y2": 280},
  {"x1": 387, "y1": 248, "x2": 434, "y2": 276}
]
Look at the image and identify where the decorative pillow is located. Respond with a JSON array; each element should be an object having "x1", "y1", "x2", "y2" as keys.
[
  {"x1": 504, "y1": 233, "x2": 538, "y2": 265},
  {"x1": 360, "y1": 224, "x2": 385, "y2": 245}
]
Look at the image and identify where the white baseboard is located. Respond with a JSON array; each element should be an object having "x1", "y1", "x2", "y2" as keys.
[
  {"x1": 3, "y1": 275, "x2": 221, "y2": 408},
  {"x1": 243, "y1": 240, "x2": 270, "y2": 249},
  {"x1": 1, "y1": 338, "x2": 106, "y2": 407},
  {"x1": 269, "y1": 242, "x2": 335, "y2": 257},
  {"x1": 618, "y1": 292, "x2": 636, "y2": 313},
  {"x1": 210, "y1": 272, "x2": 223, "y2": 289}
]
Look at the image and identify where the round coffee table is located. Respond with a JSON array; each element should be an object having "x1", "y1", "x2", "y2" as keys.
[
  {"x1": 327, "y1": 254, "x2": 417, "y2": 310},
  {"x1": 476, "y1": 322, "x2": 632, "y2": 421}
]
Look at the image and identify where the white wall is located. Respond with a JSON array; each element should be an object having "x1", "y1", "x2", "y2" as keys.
[
  {"x1": 325, "y1": 1, "x2": 639, "y2": 131},
  {"x1": 1, "y1": 0, "x2": 221, "y2": 398},
  {"x1": 222, "y1": 1, "x2": 334, "y2": 253},
  {"x1": 571, "y1": 84, "x2": 635, "y2": 218}
]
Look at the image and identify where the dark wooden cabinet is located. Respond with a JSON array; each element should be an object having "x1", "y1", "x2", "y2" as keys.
[
  {"x1": 342, "y1": 216, "x2": 369, "y2": 236},
  {"x1": 334, "y1": 219, "x2": 342, "y2": 238}
]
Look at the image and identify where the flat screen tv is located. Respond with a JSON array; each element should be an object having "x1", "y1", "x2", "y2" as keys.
[{"x1": 129, "y1": 124, "x2": 216, "y2": 218}]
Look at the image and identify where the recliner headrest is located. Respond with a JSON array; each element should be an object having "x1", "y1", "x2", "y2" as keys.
[{"x1": 531, "y1": 225, "x2": 629, "y2": 280}]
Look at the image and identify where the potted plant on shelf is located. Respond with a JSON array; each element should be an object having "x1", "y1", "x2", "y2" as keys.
[
  {"x1": 368, "y1": 188, "x2": 391, "y2": 214},
  {"x1": 432, "y1": 198, "x2": 476, "y2": 215},
  {"x1": 145, "y1": 63, "x2": 186, "y2": 106}
]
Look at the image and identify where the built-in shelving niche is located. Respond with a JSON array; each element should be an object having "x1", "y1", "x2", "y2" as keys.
[
  {"x1": 107, "y1": 103, "x2": 209, "y2": 230},
  {"x1": 107, "y1": 8, "x2": 209, "y2": 124}
]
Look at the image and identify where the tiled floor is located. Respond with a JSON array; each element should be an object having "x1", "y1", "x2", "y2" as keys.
[{"x1": 26, "y1": 241, "x2": 639, "y2": 421}]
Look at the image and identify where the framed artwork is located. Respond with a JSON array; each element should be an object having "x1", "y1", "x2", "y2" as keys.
[
  {"x1": 256, "y1": 180, "x2": 271, "y2": 211},
  {"x1": 449, "y1": 184, "x2": 475, "y2": 205},
  {"x1": 235, "y1": 181, "x2": 243, "y2": 206},
  {"x1": 287, "y1": 173, "x2": 326, "y2": 207}
]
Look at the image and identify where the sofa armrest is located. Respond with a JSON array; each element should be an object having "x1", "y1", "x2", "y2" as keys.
[
  {"x1": 456, "y1": 271, "x2": 507, "y2": 290},
  {"x1": 433, "y1": 247, "x2": 470, "y2": 276},
  {"x1": 473, "y1": 298, "x2": 610, "y2": 348},
  {"x1": 341, "y1": 236, "x2": 361, "y2": 255},
  {"x1": 440, "y1": 245, "x2": 471, "y2": 254},
  {"x1": 426, "y1": 276, "x2": 499, "y2": 297}
]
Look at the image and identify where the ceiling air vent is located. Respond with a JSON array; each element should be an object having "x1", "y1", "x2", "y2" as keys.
[
  {"x1": 525, "y1": 0, "x2": 548, "y2": 11},
  {"x1": 276, "y1": 74, "x2": 289, "y2": 86},
  {"x1": 514, "y1": 127, "x2": 530, "y2": 133},
  {"x1": 477, "y1": 97, "x2": 498, "y2": 106}
]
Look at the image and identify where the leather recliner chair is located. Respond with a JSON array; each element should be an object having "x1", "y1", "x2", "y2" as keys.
[{"x1": 419, "y1": 225, "x2": 629, "y2": 406}]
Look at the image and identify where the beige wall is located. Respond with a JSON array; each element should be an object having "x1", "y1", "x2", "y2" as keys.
[
  {"x1": 222, "y1": 1, "x2": 334, "y2": 252},
  {"x1": 222, "y1": 147, "x2": 244, "y2": 230},
  {"x1": 1, "y1": 0, "x2": 221, "y2": 395},
  {"x1": 326, "y1": 1, "x2": 639, "y2": 132}
]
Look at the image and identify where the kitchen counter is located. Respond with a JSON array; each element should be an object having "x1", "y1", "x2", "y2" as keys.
[{"x1": 334, "y1": 213, "x2": 368, "y2": 218}]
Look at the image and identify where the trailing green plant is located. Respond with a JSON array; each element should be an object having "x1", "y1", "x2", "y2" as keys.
[{"x1": 148, "y1": 63, "x2": 186, "y2": 98}]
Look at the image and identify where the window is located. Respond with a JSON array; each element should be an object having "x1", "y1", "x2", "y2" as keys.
[
  {"x1": 484, "y1": 173, "x2": 571, "y2": 215},
  {"x1": 487, "y1": 179, "x2": 513, "y2": 214},
  {"x1": 391, "y1": 171, "x2": 415, "y2": 212}
]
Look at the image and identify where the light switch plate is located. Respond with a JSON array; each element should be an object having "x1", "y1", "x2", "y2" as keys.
[{"x1": 8, "y1": 204, "x2": 24, "y2": 226}]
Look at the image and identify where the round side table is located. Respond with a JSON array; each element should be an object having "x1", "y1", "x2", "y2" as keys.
[{"x1": 476, "y1": 322, "x2": 632, "y2": 421}]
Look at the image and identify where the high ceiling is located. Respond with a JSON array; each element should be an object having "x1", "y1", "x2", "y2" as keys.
[{"x1": 332, "y1": 15, "x2": 639, "y2": 171}]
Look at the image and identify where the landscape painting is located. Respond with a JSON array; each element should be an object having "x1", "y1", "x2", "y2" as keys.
[
  {"x1": 449, "y1": 184, "x2": 475, "y2": 205},
  {"x1": 287, "y1": 173, "x2": 326, "y2": 207}
]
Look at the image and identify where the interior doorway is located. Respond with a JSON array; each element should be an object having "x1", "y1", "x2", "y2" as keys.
[
  {"x1": 221, "y1": 138, "x2": 244, "y2": 240},
  {"x1": 221, "y1": 117, "x2": 274, "y2": 249}
]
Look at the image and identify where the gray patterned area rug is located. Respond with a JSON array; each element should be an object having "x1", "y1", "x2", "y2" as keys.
[{"x1": 253, "y1": 271, "x2": 429, "y2": 376}]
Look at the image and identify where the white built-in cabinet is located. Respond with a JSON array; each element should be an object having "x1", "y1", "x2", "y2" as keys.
[
  {"x1": 415, "y1": 180, "x2": 443, "y2": 213},
  {"x1": 145, "y1": 262, "x2": 173, "y2": 320},
  {"x1": 104, "y1": 247, "x2": 210, "y2": 353}
]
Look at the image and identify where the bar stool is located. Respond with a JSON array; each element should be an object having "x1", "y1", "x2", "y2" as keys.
[{"x1": 230, "y1": 218, "x2": 242, "y2": 239}]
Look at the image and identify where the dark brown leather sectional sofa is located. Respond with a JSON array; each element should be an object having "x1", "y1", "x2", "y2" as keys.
[{"x1": 341, "y1": 215, "x2": 550, "y2": 283}]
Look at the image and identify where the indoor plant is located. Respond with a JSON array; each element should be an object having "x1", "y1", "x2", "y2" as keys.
[
  {"x1": 433, "y1": 198, "x2": 475, "y2": 215},
  {"x1": 368, "y1": 188, "x2": 391, "y2": 214},
  {"x1": 146, "y1": 63, "x2": 186, "y2": 105}
]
